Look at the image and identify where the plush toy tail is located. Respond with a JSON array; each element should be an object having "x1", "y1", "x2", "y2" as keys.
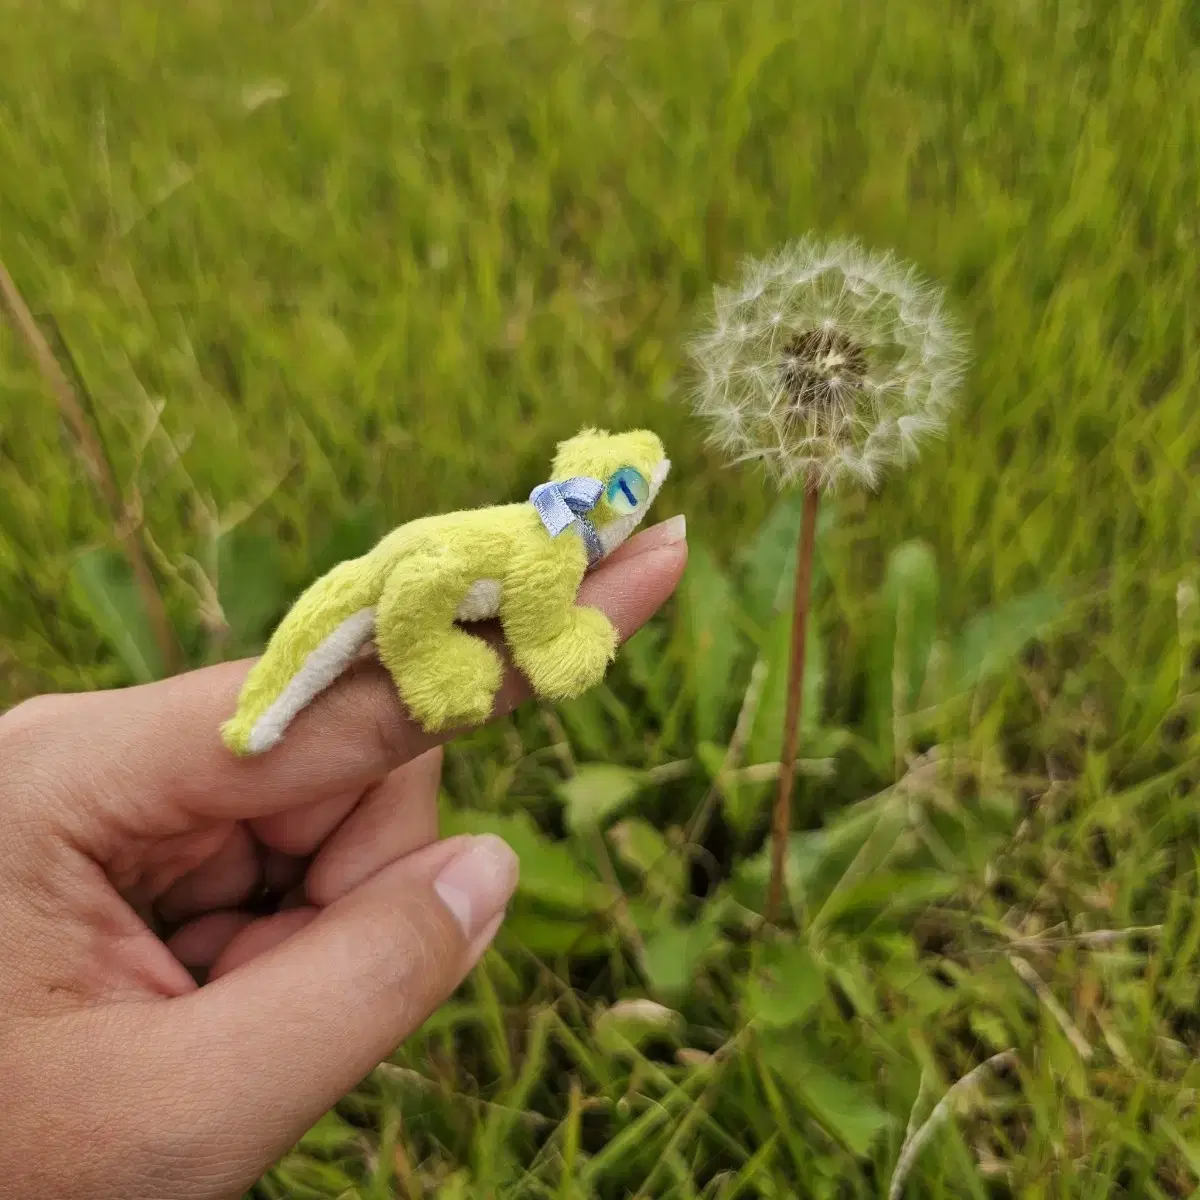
[{"x1": 221, "y1": 558, "x2": 384, "y2": 756}]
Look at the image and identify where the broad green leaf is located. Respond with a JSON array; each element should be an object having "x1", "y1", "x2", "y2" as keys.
[
  {"x1": 556, "y1": 690, "x2": 614, "y2": 759},
  {"x1": 728, "y1": 598, "x2": 824, "y2": 837},
  {"x1": 874, "y1": 962, "x2": 949, "y2": 1018},
  {"x1": 557, "y1": 763, "x2": 646, "y2": 835},
  {"x1": 621, "y1": 623, "x2": 665, "y2": 690},
  {"x1": 730, "y1": 800, "x2": 899, "y2": 914},
  {"x1": 826, "y1": 950, "x2": 882, "y2": 1018},
  {"x1": 743, "y1": 940, "x2": 825, "y2": 1029},
  {"x1": 680, "y1": 541, "x2": 744, "y2": 744},
  {"x1": 867, "y1": 540, "x2": 939, "y2": 756},
  {"x1": 737, "y1": 491, "x2": 836, "y2": 629},
  {"x1": 947, "y1": 587, "x2": 1065, "y2": 695},
  {"x1": 441, "y1": 807, "x2": 611, "y2": 914},
  {"x1": 763, "y1": 1036, "x2": 893, "y2": 1155},
  {"x1": 807, "y1": 805, "x2": 911, "y2": 927},
  {"x1": 738, "y1": 491, "x2": 803, "y2": 625},
  {"x1": 502, "y1": 911, "x2": 611, "y2": 957},
  {"x1": 68, "y1": 547, "x2": 166, "y2": 683},
  {"x1": 748, "y1": 600, "x2": 825, "y2": 767},
  {"x1": 815, "y1": 869, "x2": 958, "y2": 928},
  {"x1": 643, "y1": 911, "x2": 723, "y2": 1003},
  {"x1": 216, "y1": 529, "x2": 288, "y2": 649},
  {"x1": 621, "y1": 624, "x2": 676, "y2": 722},
  {"x1": 625, "y1": 894, "x2": 673, "y2": 939},
  {"x1": 608, "y1": 818, "x2": 685, "y2": 902}
]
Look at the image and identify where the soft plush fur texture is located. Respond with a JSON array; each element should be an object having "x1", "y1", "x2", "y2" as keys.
[{"x1": 221, "y1": 428, "x2": 669, "y2": 754}]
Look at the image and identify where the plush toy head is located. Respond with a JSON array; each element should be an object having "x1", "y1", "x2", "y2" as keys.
[{"x1": 549, "y1": 428, "x2": 671, "y2": 558}]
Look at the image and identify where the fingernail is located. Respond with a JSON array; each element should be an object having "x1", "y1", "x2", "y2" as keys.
[
  {"x1": 465, "y1": 910, "x2": 507, "y2": 970},
  {"x1": 629, "y1": 514, "x2": 687, "y2": 554},
  {"x1": 657, "y1": 514, "x2": 687, "y2": 544},
  {"x1": 434, "y1": 835, "x2": 519, "y2": 939}
]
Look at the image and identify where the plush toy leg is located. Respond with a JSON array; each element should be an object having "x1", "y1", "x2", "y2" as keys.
[
  {"x1": 504, "y1": 601, "x2": 618, "y2": 702},
  {"x1": 374, "y1": 562, "x2": 504, "y2": 732}
]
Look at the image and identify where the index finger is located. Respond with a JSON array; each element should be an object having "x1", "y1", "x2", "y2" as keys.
[{"x1": 98, "y1": 518, "x2": 687, "y2": 821}]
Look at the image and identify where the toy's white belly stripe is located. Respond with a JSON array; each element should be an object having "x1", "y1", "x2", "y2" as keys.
[
  {"x1": 246, "y1": 579, "x2": 502, "y2": 754},
  {"x1": 247, "y1": 606, "x2": 377, "y2": 754}
]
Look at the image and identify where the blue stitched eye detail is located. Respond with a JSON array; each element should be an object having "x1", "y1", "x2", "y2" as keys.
[{"x1": 606, "y1": 466, "x2": 648, "y2": 515}]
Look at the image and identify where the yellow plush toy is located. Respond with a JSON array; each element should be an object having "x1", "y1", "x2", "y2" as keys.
[{"x1": 221, "y1": 428, "x2": 670, "y2": 755}]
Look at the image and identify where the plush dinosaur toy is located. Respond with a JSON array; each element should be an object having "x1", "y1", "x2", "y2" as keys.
[{"x1": 221, "y1": 428, "x2": 670, "y2": 755}]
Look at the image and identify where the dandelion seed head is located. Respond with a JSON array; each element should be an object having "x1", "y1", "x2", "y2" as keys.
[{"x1": 688, "y1": 236, "x2": 969, "y2": 491}]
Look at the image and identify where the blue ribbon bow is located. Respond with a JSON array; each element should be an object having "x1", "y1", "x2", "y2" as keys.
[{"x1": 529, "y1": 476, "x2": 605, "y2": 566}]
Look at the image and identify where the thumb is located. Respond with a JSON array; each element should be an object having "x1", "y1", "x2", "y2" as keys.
[{"x1": 152, "y1": 834, "x2": 518, "y2": 1189}]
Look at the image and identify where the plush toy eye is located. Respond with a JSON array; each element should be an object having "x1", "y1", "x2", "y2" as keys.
[{"x1": 606, "y1": 466, "x2": 648, "y2": 514}]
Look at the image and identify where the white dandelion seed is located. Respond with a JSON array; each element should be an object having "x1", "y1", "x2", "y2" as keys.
[{"x1": 688, "y1": 236, "x2": 969, "y2": 492}]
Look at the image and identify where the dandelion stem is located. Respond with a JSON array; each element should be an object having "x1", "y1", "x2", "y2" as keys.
[{"x1": 765, "y1": 479, "x2": 820, "y2": 924}]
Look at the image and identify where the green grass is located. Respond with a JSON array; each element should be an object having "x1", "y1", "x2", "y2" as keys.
[{"x1": 2, "y1": 0, "x2": 1199, "y2": 1193}]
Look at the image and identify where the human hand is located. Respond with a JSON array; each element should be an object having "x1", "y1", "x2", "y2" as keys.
[{"x1": 0, "y1": 517, "x2": 686, "y2": 1200}]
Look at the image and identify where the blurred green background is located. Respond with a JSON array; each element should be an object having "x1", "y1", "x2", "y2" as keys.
[{"x1": 2, "y1": 0, "x2": 1198, "y2": 1194}]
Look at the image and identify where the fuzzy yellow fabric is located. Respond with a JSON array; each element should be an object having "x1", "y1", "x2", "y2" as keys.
[{"x1": 221, "y1": 428, "x2": 668, "y2": 755}]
